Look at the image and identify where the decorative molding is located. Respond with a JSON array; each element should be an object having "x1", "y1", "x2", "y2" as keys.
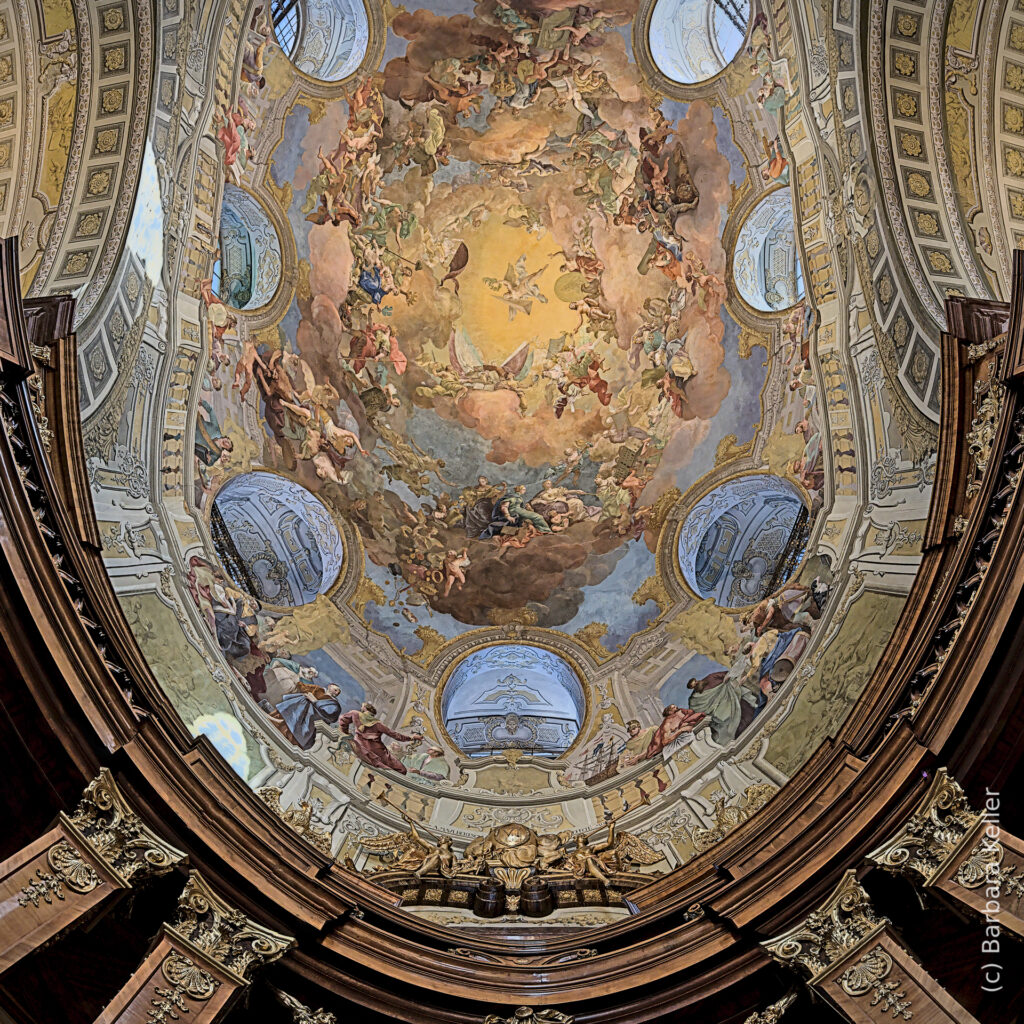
[
  {"x1": 62, "y1": 767, "x2": 187, "y2": 886},
  {"x1": 483, "y1": 1010, "x2": 574, "y2": 1024},
  {"x1": 160, "y1": 950, "x2": 218, "y2": 1001},
  {"x1": 762, "y1": 870, "x2": 887, "y2": 982},
  {"x1": 836, "y1": 944, "x2": 914, "y2": 1020},
  {"x1": 256, "y1": 786, "x2": 332, "y2": 857},
  {"x1": 867, "y1": 768, "x2": 982, "y2": 885},
  {"x1": 16, "y1": 839, "x2": 99, "y2": 907},
  {"x1": 164, "y1": 871, "x2": 295, "y2": 984}
]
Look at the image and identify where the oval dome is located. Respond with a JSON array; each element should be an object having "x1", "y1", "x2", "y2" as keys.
[
  {"x1": 732, "y1": 188, "x2": 805, "y2": 312},
  {"x1": 210, "y1": 472, "x2": 344, "y2": 606},
  {"x1": 441, "y1": 645, "x2": 584, "y2": 758},
  {"x1": 648, "y1": 0, "x2": 751, "y2": 85},
  {"x1": 677, "y1": 474, "x2": 808, "y2": 607}
]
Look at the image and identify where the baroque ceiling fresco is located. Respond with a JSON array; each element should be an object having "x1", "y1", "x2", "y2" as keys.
[{"x1": 45, "y1": 0, "x2": 1012, "y2": 931}]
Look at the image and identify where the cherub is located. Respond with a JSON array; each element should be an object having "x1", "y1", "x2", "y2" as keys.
[
  {"x1": 232, "y1": 336, "x2": 268, "y2": 400},
  {"x1": 441, "y1": 548, "x2": 470, "y2": 597}
]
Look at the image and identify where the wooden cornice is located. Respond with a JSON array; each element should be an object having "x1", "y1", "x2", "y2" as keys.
[{"x1": 3, "y1": 243, "x2": 1024, "y2": 1019}]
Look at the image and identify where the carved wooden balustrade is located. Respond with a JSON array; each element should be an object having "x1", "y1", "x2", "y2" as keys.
[{"x1": 3, "y1": 236, "x2": 1024, "y2": 1023}]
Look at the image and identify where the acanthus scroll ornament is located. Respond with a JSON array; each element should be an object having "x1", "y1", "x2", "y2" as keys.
[
  {"x1": 867, "y1": 768, "x2": 982, "y2": 886},
  {"x1": 762, "y1": 871, "x2": 887, "y2": 982},
  {"x1": 62, "y1": 768, "x2": 187, "y2": 886},
  {"x1": 742, "y1": 993, "x2": 795, "y2": 1024},
  {"x1": 164, "y1": 871, "x2": 295, "y2": 984}
]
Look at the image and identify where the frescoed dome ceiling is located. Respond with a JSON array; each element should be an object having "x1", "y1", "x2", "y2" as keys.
[{"x1": 71, "y1": 0, "x2": 945, "y2": 931}]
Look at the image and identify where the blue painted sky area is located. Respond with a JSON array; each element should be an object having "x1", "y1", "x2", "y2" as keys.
[
  {"x1": 660, "y1": 652, "x2": 729, "y2": 707},
  {"x1": 687, "y1": 309, "x2": 767, "y2": 484},
  {"x1": 126, "y1": 141, "x2": 165, "y2": 288},
  {"x1": 558, "y1": 537, "x2": 661, "y2": 651}
]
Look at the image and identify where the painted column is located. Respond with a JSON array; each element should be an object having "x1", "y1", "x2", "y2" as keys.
[
  {"x1": 763, "y1": 870, "x2": 979, "y2": 1023},
  {"x1": 868, "y1": 768, "x2": 1024, "y2": 938},
  {"x1": 95, "y1": 871, "x2": 294, "y2": 1024},
  {"x1": 0, "y1": 769, "x2": 185, "y2": 973}
]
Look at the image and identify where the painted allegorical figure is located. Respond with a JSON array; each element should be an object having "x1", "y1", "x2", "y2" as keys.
[
  {"x1": 270, "y1": 679, "x2": 344, "y2": 750},
  {"x1": 339, "y1": 701, "x2": 424, "y2": 774}
]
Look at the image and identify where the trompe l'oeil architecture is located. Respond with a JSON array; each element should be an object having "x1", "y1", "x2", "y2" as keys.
[{"x1": 1, "y1": 1, "x2": 1023, "y2": 1023}]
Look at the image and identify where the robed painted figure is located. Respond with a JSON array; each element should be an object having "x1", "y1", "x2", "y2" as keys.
[
  {"x1": 338, "y1": 702, "x2": 422, "y2": 774},
  {"x1": 271, "y1": 680, "x2": 342, "y2": 750}
]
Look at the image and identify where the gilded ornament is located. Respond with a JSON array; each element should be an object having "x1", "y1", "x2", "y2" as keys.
[
  {"x1": 1006, "y1": 106, "x2": 1024, "y2": 135},
  {"x1": 837, "y1": 945, "x2": 913, "y2": 1019},
  {"x1": 743, "y1": 994, "x2": 796, "y2": 1024},
  {"x1": 147, "y1": 987, "x2": 189, "y2": 1024},
  {"x1": 965, "y1": 380, "x2": 1004, "y2": 496},
  {"x1": 877, "y1": 275, "x2": 894, "y2": 304},
  {"x1": 64, "y1": 251, "x2": 91, "y2": 276},
  {"x1": 0, "y1": 55, "x2": 12, "y2": 82},
  {"x1": 762, "y1": 871, "x2": 887, "y2": 982},
  {"x1": 165, "y1": 872, "x2": 295, "y2": 983},
  {"x1": 483, "y1": 1009, "x2": 574, "y2": 1024},
  {"x1": 1006, "y1": 63, "x2": 1024, "y2": 93},
  {"x1": 256, "y1": 786, "x2": 333, "y2": 856},
  {"x1": 690, "y1": 784, "x2": 777, "y2": 852},
  {"x1": 103, "y1": 46, "x2": 126, "y2": 72},
  {"x1": 892, "y1": 315, "x2": 909, "y2": 348},
  {"x1": 899, "y1": 132, "x2": 922, "y2": 158},
  {"x1": 18, "y1": 868, "x2": 70, "y2": 908},
  {"x1": 906, "y1": 172, "x2": 930, "y2": 198},
  {"x1": 1011, "y1": 24, "x2": 1024, "y2": 52},
  {"x1": 61, "y1": 768, "x2": 186, "y2": 886},
  {"x1": 632, "y1": 574, "x2": 671, "y2": 613},
  {"x1": 1011, "y1": 193, "x2": 1024, "y2": 220},
  {"x1": 573, "y1": 621, "x2": 611, "y2": 661},
  {"x1": 87, "y1": 169, "x2": 112, "y2": 196},
  {"x1": 927, "y1": 251, "x2": 953, "y2": 274},
  {"x1": 1006, "y1": 147, "x2": 1024, "y2": 177},
  {"x1": 866, "y1": 229, "x2": 880, "y2": 259},
  {"x1": 867, "y1": 770, "x2": 981, "y2": 886},
  {"x1": 161, "y1": 952, "x2": 217, "y2": 1000},
  {"x1": 843, "y1": 85, "x2": 855, "y2": 111},
  {"x1": 96, "y1": 128, "x2": 119, "y2": 154},
  {"x1": 893, "y1": 53, "x2": 916, "y2": 78},
  {"x1": 895, "y1": 92, "x2": 918, "y2": 118},
  {"x1": 954, "y1": 840, "x2": 1024, "y2": 900},
  {"x1": 278, "y1": 991, "x2": 337, "y2": 1024},
  {"x1": 914, "y1": 213, "x2": 938, "y2": 237},
  {"x1": 102, "y1": 87, "x2": 125, "y2": 113},
  {"x1": 76, "y1": 213, "x2": 103, "y2": 238},
  {"x1": 896, "y1": 13, "x2": 917, "y2": 36},
  {"x1": 103, "y1": 8, "x2": 125, "y2": 30}
]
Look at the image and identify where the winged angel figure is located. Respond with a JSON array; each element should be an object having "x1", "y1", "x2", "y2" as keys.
[{"x1": 483, "y1": 255, "x2": 549, "y2": 320}]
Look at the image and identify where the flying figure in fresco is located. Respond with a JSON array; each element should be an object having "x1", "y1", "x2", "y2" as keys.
[{"x1": 483, "y1": 256, "x2": 549, "y2": 320}]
